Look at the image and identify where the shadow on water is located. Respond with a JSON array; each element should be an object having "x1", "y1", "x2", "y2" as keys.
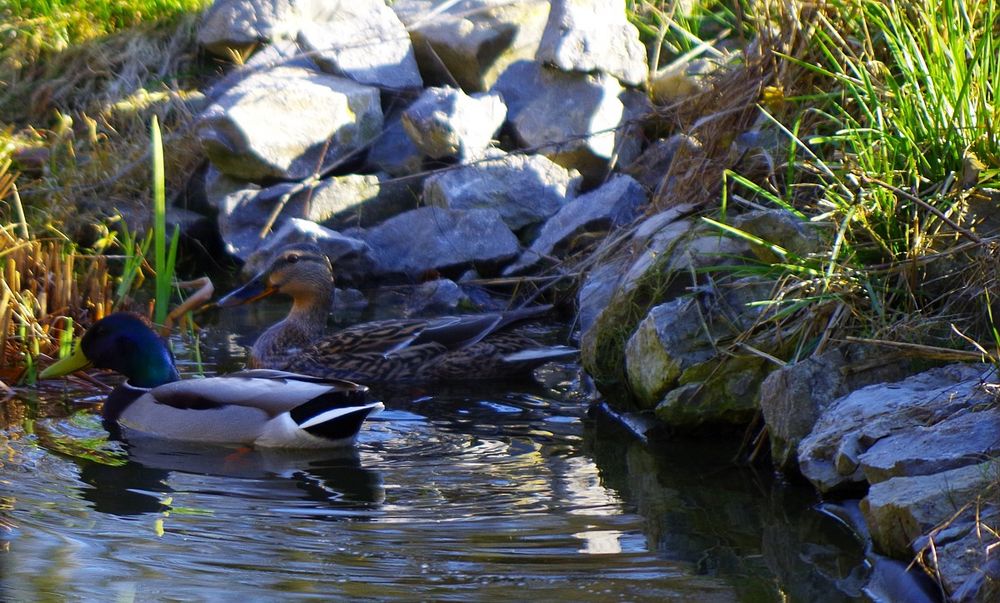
[{"x1": 0, "y1": 307, "x2": 879, "y2": 601}]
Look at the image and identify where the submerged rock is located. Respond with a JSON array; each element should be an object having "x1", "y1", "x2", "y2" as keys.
[
  {"x1": 423, "y1": 152, "x2": 580, "y2": 231},
  {"x1": 298, "y1": 0, "x2": 422, "y2": 89},
  {"x1": 198, "y1": 66, "x2": 383, "y2": 181}
]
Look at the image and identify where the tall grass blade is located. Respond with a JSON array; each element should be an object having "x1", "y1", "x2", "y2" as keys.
[{"x1": 150, "y1": 115, "x2": 171, "y2": 325}]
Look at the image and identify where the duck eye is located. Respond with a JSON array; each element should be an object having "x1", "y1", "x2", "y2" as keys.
[{"x1": 286, "y1": 254, "x2": 300, "y2": 264}]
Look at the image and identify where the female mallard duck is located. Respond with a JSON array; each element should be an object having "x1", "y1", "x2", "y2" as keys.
[
  {"x1": 217, "y1": 243, "x2": 576, "y2": 383},
  {"x1": 39, "y1": 313, "x2": 383, "y2": 448}
]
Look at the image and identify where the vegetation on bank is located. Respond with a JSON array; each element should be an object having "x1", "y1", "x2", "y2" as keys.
[
  {"x1": 0, "y1": 0, "x2": 998, "y2": 387},
  {"x1": 0, "y1": 0, "x2": 210, "y2": 378}
]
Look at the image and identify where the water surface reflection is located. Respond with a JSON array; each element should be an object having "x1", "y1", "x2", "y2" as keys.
[{"x1": 0, "y1": 311, "x2": 871, "y2": 601}]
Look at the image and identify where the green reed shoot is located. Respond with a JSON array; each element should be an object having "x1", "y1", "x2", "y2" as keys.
[{"x1": 150, "y1": 115, "x2": 179, "y2": 325}]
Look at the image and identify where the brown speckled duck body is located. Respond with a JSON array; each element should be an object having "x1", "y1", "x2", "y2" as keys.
[{"x1": 218, "y1": 243, "x2": 577, "y2": 383}]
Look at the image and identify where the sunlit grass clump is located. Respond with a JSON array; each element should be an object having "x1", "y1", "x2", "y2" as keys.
[{"x1": 697, "y1": 0, "x2": 1000, "y2": 363}]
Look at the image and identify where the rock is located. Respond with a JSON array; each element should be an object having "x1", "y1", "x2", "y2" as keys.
[
  {"x1": 393, "y1": 0, "x2": 551, "y2": 92},
  {"x1": 401, "y1": 87, "x2": 506, "y2": 160},
  {"x1": 298, "y1": 0, "x2": 422, "y2": 89},
  {"x1": 504, "y1": 175, "x2": 646, "y2": 273},
  {"x1": 624, "y1": 277, "x2": 772, "y2": 415},
  {"x1": 537, "y1": 0, "x2": 647, "y2": 86},
  {"x1": 197, "y1": 66, "x2": 383, "y2": 181},
  {"x1": 623, "y1": 135, "x2": 704, "y2": 193},
  {"x1": 408, "y1": 279, "x2": 468, "y2": 314},
  {"x1": 797, "y1": 363, "x2": 994, "y2": 494},
  {"x1": 861, "y1": 462, "x2": 995, "y2": 559},
  {"x1": 197, "y1": 0, "x2": 302, "y2": 57},
  {"x1": 650, "y1": 58, "x2": 718, "y2": 104},
  {"x1": 423, "y1": 152, "x2": 580, "y2": 230},
  {"x1": 759, "y1": 345, "x2": 913, "y2": 473},
  {"x1": 490, "y1": 60, "x2": 548, "y2": 122},
  {"x1": 242, "y1": 217, "x2": 372, "y2": 278},
  {"x1": 577, "y1": 254, "x2": 630, "y2": 337},
  {"x1": 579, "y1": 207, "x2": 701, "y2": 398},
  {"x1": 366, "y1": 109, "x2": 426, "y2": 177},
  {"x1": 211, "y1": 171, "x2": 416, "y2": 258},
  {"x1": 308, "y1": 173, "x2": 419, "y2": 230},
  {"x1": 859, "y1": 407, "x2": 1000, "y2": 484},
  {"x1": 624, "y1": 297, "x2": 714, "y2": 408},
  {"x1": 508, "y1": 69, "x2": 626, "y2": 181},
  {"x1": 362, "y1": 206, "x2": 520, "y2": 277},
  {"x1": 653, "y1": 353, "x2": 771, "y2": 427},
  {"x1": 729, "y1": 209, "x2": 823, "y2": 263}
]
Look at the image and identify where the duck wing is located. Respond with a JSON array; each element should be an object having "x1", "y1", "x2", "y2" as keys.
[{"x1": 308, "y1": 306, "x2": 555, "y2": 358}]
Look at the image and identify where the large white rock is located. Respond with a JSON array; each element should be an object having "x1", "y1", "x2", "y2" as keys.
[
  {"x1": 198, "y1": 66, "x2": 383, "y2": 181},
  {"x1": 537, "y1": 0, "x2": 648, "y2": 86},
  {"x1": 298, "y1": 0, "x2": 423, "y2": 89}
]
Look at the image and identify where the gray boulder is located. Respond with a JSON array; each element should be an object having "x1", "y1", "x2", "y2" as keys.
[
  {"x1": 242, "y1": 217, "x2": 372, "y2": 278},
  {"x1": 504, "y1": 175, "x2": 646, "y2": 274},
  {"x1": 198, "y1": 66, "x2": 383, "y2": 181},
  {"x1": 729, "y1": 208, "x2": 823, "y2": 263},
  {"x1": 362, "y1": 206, "x2": 520, "y2": 277},
  {"x1": 624, "y1": 277, "x2": 773, "y2": 420},
  {"x1": 298, "y1": 0, "x2": 422, "y2": 89},
  {"x1": 366, "y1": 110, "x2": 426, "y2": 176},
  {"x1": 507, "y1": 68, "x2": 628, "y2": 181},
  {"x1": 197, "y1": 0, "x2": 303, "y2": 57},
  {"x1": 861, "y1": 462, "x2": 995, "y2": 559},
  {"x1": 393, "y1": 0, "x2": 551, "y2": 92},
  {"x1": 859, "y1": 407, "x2": 1000, "y2": 484},
  {"x1": 490, "y1": 60, "x2": 548, "y2": 121},
  {"x1": 423, "y1": 152, "x2": 580, "y2": 230},
  {"x1": 537, "y1": 0, "x2": 647, "y2": 86},
  {"x1": 401, "y1": 87, "x2": 506, "y2": 160},
  {"x1": 759, "y1": 345, "x2": 913, "y2": 473},
  {"x1": 797, "y1": 363, "x2": 994, "y2": 494},
  {"x1": 210, "y1": 172, "x2": 414, "y2": 258}
]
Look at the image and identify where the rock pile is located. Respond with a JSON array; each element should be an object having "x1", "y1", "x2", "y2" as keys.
[{"x1": 191, "y1": 0, "x2": 653, "y2": 291}]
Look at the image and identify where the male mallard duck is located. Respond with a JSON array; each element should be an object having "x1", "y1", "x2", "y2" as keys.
[
  {"x1": 217, "y1": 243, "x2": 577, "y2": 383},
  {"x1": 40, "y1": 313, "x2": 383, "y2": 448}
]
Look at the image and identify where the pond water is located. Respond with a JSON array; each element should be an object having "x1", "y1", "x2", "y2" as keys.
[{"x1": 0, "y1": 304, "x2": 871, "y2": 601}]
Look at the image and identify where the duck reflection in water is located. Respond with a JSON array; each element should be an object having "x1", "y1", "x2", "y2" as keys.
[{"x1": 72, "y1": 437, "x2": 385, "y2": 518}]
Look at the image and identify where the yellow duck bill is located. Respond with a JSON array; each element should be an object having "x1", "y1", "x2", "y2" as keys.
[{"x1": 40, "y1": 339, "x2": 91, "y2": 379}]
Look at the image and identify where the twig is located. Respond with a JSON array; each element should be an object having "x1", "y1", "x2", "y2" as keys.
[{"x1": 842, "y1": 336, "x2": 986, "y2": 360}]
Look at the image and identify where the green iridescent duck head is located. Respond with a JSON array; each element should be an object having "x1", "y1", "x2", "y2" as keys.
[{"x1": 40, "y1": 313, "x2": 181, "y2": 388}]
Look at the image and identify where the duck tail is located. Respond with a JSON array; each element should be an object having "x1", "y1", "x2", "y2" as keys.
[
  {"x1": 501, "y1": 345, "x2": 578, "y2": 368},
  {"x1": 290, "y1": 393, "x2": 384, "y2": 441}
]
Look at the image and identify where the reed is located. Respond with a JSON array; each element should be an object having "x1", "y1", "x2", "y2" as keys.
[{"x1": 150, "y1": 115, "x2": 179, "y2": 326}]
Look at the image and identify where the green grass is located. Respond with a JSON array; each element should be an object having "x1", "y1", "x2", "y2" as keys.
[
  {"x1": 711, "y1": 0, "x2": 1000, "y2": 359},
  {"x1": 1, "y1": 0, "x2": 210, "y2": 54}
]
